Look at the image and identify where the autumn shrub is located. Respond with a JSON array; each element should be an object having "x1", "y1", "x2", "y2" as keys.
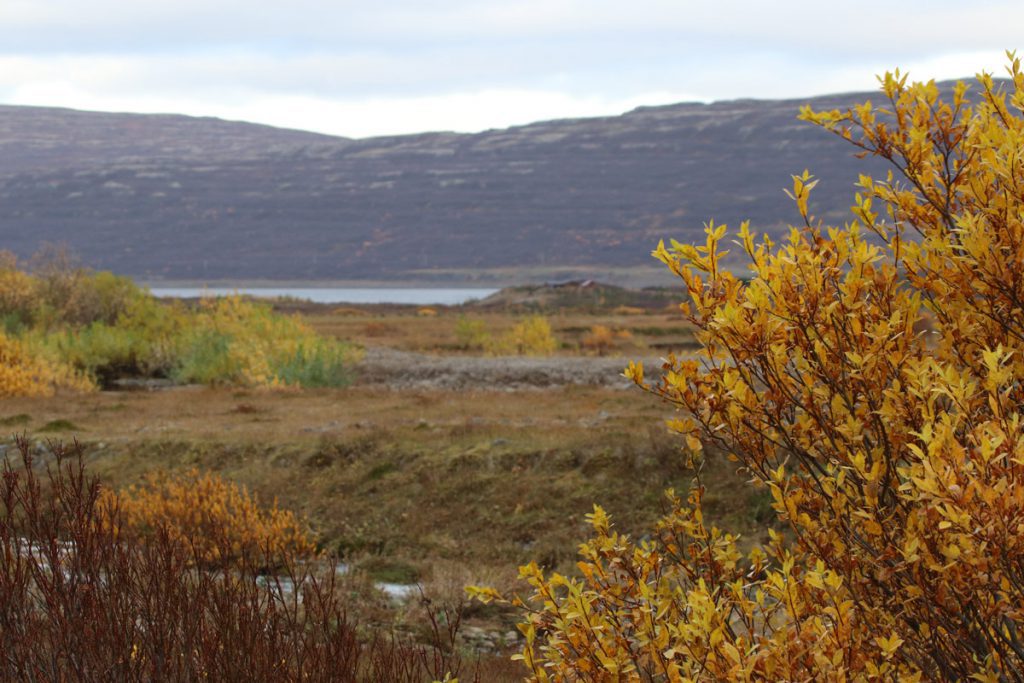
[
  {"x1": 455, "y1": 316, "x2": 492, "y2": 351},
  {"x1": 490, "y1": 315, "x2": 558, "y2": 356},
  {"x1": 0, "y1": 252, "x2": 36, "y2": 333},
  {"x1": 0, "y1": 329, "x2": 94, "y2": 397},
  {"x1": 27, "y1": 245, "x2": 146, "y2": 328},
  {"x1": 0, "y1": 439, "x2": 486, "y2": 682},
  {"x1": 0, "y1": 257, "x2": 358, "y2": 388},
  {"x1": 102, "y1": 468, "x2": 317, "y2": 567},
  {"x1": 173, "y1": 295, "x2": 359, "y2": 387},
  {"x1": 43, "y1": 324, "x2": 165, "y2": 388},
  {"x1": 580, "y1": 324, "x2": 632, "y2": 356},
  {"x1": 0, "y1": 247, "x2": 361, "y2": 388},
  {"x1": 65, "y1": 294, "x2": 190, "y2": 383},
  {"x1": 475, "y1": 58, "x2": 1024, "y2": 681}
]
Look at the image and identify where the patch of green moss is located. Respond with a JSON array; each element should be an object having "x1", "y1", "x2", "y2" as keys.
[{"x1": 37, "y1": 419, "x2": 82, "y2": 433}]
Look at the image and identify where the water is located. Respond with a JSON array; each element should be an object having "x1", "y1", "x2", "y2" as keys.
[
  {"x1": 255, "y1": 563, "x2": 419, "y2": 603},
  {"x1": 148, "y1": 287, "x2": 498, "y2": 306}
]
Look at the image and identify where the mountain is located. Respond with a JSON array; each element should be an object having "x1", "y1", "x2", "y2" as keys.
[{"x1": 0, "y1": 89, "x2": 931, "y2": 283}]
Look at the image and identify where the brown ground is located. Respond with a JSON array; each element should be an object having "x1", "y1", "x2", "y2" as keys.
[
  {"x1": 0, "y1": 301, "x2": 772, "y2": 671},
  {"x1": 0, "y1": 353, "x2": 766, "y2": 577}
]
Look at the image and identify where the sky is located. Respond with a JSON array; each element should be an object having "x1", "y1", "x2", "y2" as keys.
[{"x1": 0, "y1": 1, "x2": 1019, "y2": 139}]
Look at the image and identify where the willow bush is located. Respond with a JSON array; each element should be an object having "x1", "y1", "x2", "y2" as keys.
[
  {"x1": 0, "y1": 257, "x2": 359, "y2": 392},
  {"x1": 474, "y1": 56, "x2": 1024, "y2": 681},
  {"x1": 491, "y1": 315, "x2": 558, "y2": 356},
  {"x1": 173, "y1": 295, "x2": 357, "y2": 388},
  {"x1": 100, "y1": 468, "x2": 318, "y2": 568},
  {"x1": 0, "y1": 330, "x2": 94, "y2": 397},
  {"x1": 1, "y1": 440, "x2": 488, "y2": 682}
]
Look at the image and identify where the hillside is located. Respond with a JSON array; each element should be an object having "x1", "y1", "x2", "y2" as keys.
[{"x1": 0, "y1": 87, "x2": 949, "y2": 283}]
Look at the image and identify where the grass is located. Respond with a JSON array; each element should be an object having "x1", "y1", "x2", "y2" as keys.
[
  {"x1": 360, "y1": 558, "x2": 421, "y2": 584},
  {"x1": 0, "y1": 413, "x2": 31, "y2": 427},
  {"x1": 0, "y1": 299, "x2": 764, "y2": 671},
  {"x1": 0, "y1": 439, "x2": 505, "y2": 682},
  {"x1": 0, "y1": 384, "x2": 761, "y2": 576},
  {"x1": 294, "y1": 301, "x2": 696, "y2": 357},
  {"x1": 366, "y1": 461, "x2": 398, "y2": 480},
  {"x1": 37, "y1": 418, "x2": 81, "y2": 432}
]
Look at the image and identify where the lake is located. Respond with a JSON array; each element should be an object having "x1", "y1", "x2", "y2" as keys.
[{"x1": 148, "y1": 287, "x2": 499, "y2": 306}]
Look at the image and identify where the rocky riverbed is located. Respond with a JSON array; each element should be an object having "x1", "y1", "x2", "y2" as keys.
[{"x1": 354, "y1": 347, "x2": 663, "y2": 391}]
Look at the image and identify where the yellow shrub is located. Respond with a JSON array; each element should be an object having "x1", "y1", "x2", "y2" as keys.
[
  {"x1": 480, "y1": 57, "x2": 1024, "y2": 681},
  {"x1": 0, "y1": 330, "x2": 94, "y2": 397},
  {"x1": 0, "y1": 252, "x2": 36, "y2": 322},
  {"x1": 490, "y1": 315, "x2": 558, "y2": 356},
  {"x1": 103, "y1": 469, "x2": 317, "y2": 566},
  {"x1": 580, "y1": 324, "x2": 631, "y2": 356}
]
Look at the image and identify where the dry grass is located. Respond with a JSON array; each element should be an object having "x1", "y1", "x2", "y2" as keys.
[
  {"x1": 299, "y1": 305, "x2": 697, "y2": 357},
  {"x1": 0, "y1": 438, "x2": 508, "y2": 682},
  {"x1": 0, "y1": 384, "x2": 761, "y2": 575},
  {"x1": 0, "y1": 305, "x2": 764, "y2": 662}
]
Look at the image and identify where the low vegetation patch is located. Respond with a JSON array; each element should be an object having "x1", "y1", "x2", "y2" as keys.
[
  {"x1": 101, "y1": 468, "x2": 317, "y2": 567},
  {"x1": 0, "y1": 329, "x2": 93, "y2": 397},
  {"x1": 0, "y1": 250, "x2": 358, "y2": 394},
  {"x1": 37, "y1": 418, "x2": 81, "y2": 433},
  {"x1": 455, "y1": 314, "x2": 558, "y2": 355},
  {"x1": 0, "y1": 438, "x2": 510, "y2": 682}
]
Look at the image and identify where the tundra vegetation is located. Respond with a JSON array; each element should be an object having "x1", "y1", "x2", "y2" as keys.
[
  {"x1": 454, "y1": 314, "x2": 559, "y2": 355},
  {"x1": 473, "y1": 57, "x2": 1024, "y2": 681},
  {"x1": 6, "y1": 58, "x2": 1022, "y2": 682},
  {"x1": 0, "y1": 439, "x2": 508, "y2": 682},
  {"x1": 0, "y1": 249, "x2": 359, "y2": 396}
]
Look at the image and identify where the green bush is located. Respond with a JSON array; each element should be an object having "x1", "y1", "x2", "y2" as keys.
[
  {"x1": 271, "y1": 339, "x2": 353, "y2": 388},
  {"x1": 1, "y1": 254, "x2": 358, "y2": 389},
  {"x1": 454, "y1": 316, "x2": 491, "y2": 351}
]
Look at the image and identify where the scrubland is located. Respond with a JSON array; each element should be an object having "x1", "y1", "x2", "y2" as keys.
[
  {"x1": 1, "y1": 266, "x2": 744, "y2": 680},
  {"x1": 6, "y1": 63, "x2": 1016, "y2": 681}
]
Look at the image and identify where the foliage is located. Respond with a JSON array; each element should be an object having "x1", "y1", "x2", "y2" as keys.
[
  {"x1": 0, "y1": 329, "x2": 94, "y2": 397},
  {"x1": 455, "y1": 316, "x2": 492, "y2": 351},
  {"x1": 101, "y1": 468, "x2": 318, "y2": 567},
  {"x1": 580, "y1": 324, "x2": 632, "y2": 356},
  {"x1": 478, "y1": 57, "x2": 1024, "y2": 680},
  {"x1": 173, "y1": 295, "x2": 357, "y2": 387},
  {"x1": 0, "y1": 252, "x2": 36, "y2": 333},
  {"x1": 0, "y1": 438, "x2": 487, "y2": 682},
  {"x1": 27, "y1": 244, "x2": 146, "y2": 328},
  {"x1": 0, "y1": 254, "x2": 358, "y2": 389},
  {"x1": 491, "y1": 315, "x2": 558, "y2": 356},
  {"x1": 453, "y1": 314, "x2": 559, "y2": 355}
]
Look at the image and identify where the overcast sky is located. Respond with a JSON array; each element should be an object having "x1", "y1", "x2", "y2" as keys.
[{"x1": 0, "y1": 1, "x2": 1018, "y2": 139}]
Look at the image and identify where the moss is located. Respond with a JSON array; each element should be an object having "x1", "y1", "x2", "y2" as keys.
[
  {"x1": 38, "y1": 419, "x2": 81, "y2": 432},
  {"x1": 360, "y1": 558, "x2": 420, "y2": 584}
]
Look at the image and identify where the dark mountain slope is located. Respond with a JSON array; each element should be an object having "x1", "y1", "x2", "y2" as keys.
[{"x1": 0, "y1": 87, "x2": 942, "y2": 282}]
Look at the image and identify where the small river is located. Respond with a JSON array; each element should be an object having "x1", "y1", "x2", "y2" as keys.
[{"x1": 148, "y1": 287, "x2": 499, "y2": 306}]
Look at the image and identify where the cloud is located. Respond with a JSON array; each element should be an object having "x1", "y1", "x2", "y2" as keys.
[
  {"x1": 3, "y1": 1, "x2": 1022, "y2": 53},
  {"x1": 0, "y1": 70, "x2": 705, "y2": 138},
  {"x1": 0, "y1": 2, "x2": 1018, "y2": 136}
]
